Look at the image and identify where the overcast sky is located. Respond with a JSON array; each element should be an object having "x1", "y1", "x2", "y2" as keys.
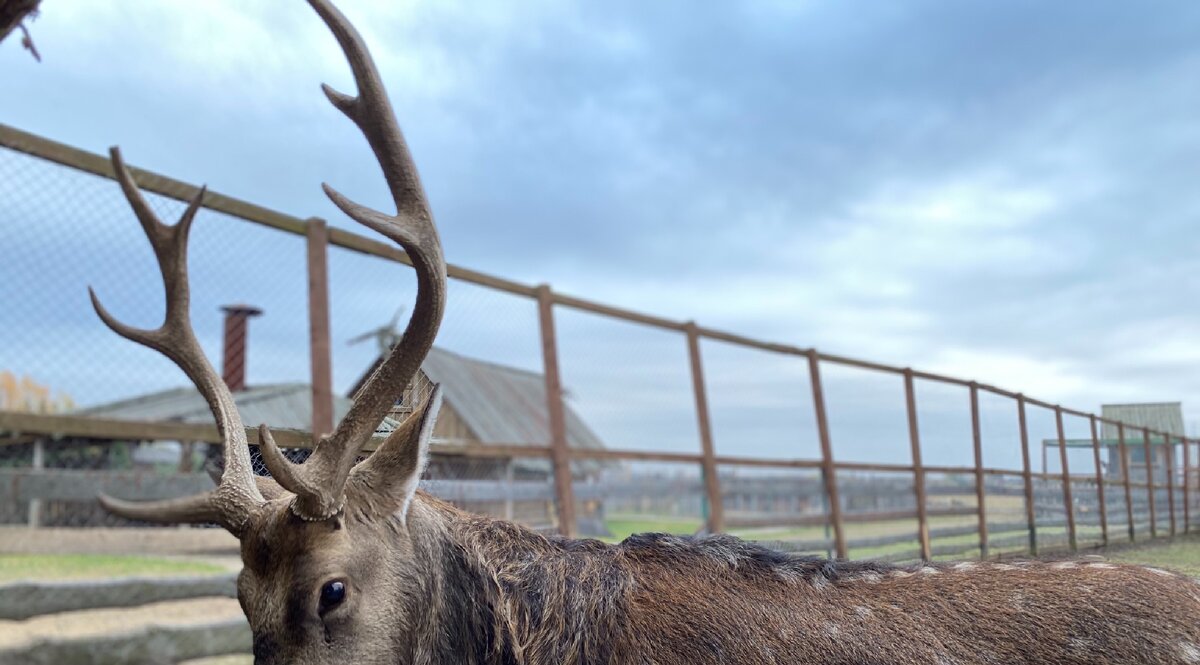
[{"x1": 3, "y1": 1, "x2": 1200, "y2": 470}]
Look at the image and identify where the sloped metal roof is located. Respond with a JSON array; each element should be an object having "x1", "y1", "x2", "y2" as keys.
[
  {"x1": 78, "y1": 383, "x2": 396, "y2": 434},
  {"x1": 79, "y1": 346, "x2": 607, "y2": 452},
  {"x1": 1100, "y1": 402, "x2": 1184, "y2": 439},
  {"x1": 419, "y1": 346, "x2": 605, "y2": 450}
]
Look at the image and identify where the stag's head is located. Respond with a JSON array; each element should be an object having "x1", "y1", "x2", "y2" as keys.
[{"x1": 92, "y1": 1, "x2": 448, "y2": 663}]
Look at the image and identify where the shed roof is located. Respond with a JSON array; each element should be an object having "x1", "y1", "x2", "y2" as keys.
[
  {"x1": 419, "y1": 346, "x2": 605, "y2": 450},
  {"x1": 78, "y1": 383, "x2": 397, "y2": 435},
  {"x1": 1100, "y1": 403, "x2": 1184, "y2": 439}
]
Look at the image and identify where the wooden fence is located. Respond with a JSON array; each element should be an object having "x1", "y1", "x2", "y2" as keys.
[
  {"x1": 0, "y1": 573, "x2": 249, "y2": 664},
  {"x1": 2, "y1": 122, "x2": 1199, "y2": 561}
]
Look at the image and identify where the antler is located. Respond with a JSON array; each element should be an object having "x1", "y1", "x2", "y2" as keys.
[
  {"x1": 92, "y1": 148, "x2": 265, "y2": 535},
  {"x1": 257, "y1": 0, "x2": 447, "y2": 520}
]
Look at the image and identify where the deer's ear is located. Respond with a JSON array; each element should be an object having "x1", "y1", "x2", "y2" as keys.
[{"x1": 347, "y1": 385, "x2": 442, "y2": 521}]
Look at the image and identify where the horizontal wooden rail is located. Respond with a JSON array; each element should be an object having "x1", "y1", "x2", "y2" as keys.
[
  {"x1": 0, "y1": 573, "x2": 238, "y2": 620},
  {"x1": 0, "y1": 411, "x2": 316, "y2": 449},
  {"x1": 0, "y1": 618, "x2": 250, "y2": 665},
  {"x1": 728, "y1": 506, "x2": 977, "y2": 530}
]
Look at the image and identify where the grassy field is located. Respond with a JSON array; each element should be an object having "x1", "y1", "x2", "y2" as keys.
[
  {"x1": 0, "y1": 554, "x2": 227, "y2": 582},
  {"x1": 1107, "y1": 533, "x2": 1200, "y2": 575}
]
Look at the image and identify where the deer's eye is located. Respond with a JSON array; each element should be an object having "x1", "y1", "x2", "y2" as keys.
[{"x1": 319, "y1": 580, "x2": 347, "y2": 614}]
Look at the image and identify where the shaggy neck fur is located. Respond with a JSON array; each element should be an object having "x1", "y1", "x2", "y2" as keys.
[
  {"x1": 398, "y1": 495, "x2": 629, "y2": 665},
  {"x1": 395, "y1": 493, "x2": 1200, "y2": 665},
  {"x1": 397, "y1": 493, "x2": 898, "y2": 665}
]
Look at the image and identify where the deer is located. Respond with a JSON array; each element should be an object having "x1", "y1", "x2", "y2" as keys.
[{"x1": 91, "y1": 1, "x2": 1200, "y2": 664}]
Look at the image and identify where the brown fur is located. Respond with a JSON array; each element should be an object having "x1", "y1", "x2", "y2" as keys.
[{"x1": 236, "y1": 489, "x2": 1200, "y2": 665}]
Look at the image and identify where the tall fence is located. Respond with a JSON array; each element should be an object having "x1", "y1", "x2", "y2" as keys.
[{"x1": 1, "y1": 122, "x2": 1197, "y2": 562}]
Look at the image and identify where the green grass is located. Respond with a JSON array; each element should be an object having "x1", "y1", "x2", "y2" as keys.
[
  {"x1": 1107, "y1": 534, "x2": 1200, "y2": 575},
  {"x1": 604, "y1": 516, "x2": 701, "y2": 542},
  {"x1": 0, "y1": 554, "x2": 228, "y2": 582}
]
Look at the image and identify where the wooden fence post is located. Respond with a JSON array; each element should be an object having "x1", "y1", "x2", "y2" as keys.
[
  {"x1": 969, "y1": 382, "x2": 988, "y2": 559},
  {"x1": 1144, "y1": 428, "x2": 1157, "y2": 539},
  {"x1": 903, "y1": 370, "x2": 931, "y2": 561},
  {"x1": 536, "y1": 285, "x2": 577, "y2": 537},
  {"x1": 1185, "y1": 438, "x2": 1192, "y2": 534},
  {"x1": 1118, "y1": 423, "x2": 1135, "y2": 542},
  {"x1": 1017, "y1": 395, "x2": 1037, "y2": 556},
  {"x1": 306, "y1": 218, "x2": 334, "y2": 438},
  {"x1": 27, "y1": 438, "x2": 43, "y2": 528},
  {"x1": 1165, "y1": 433, "x2": 1177, "y2": 537},
  {"x1": 1054, "y1": 406, "x2": 1076, "y2": 552},
  {"x1": 1089, "y1": 415, "x2": 1108, "y2": 546},
  {"x1": 685, "y1": 322, "x2": 724, "y2": 534},
  {"x1": 806, "y1": 350, "x2": 846, "y2": 559}
]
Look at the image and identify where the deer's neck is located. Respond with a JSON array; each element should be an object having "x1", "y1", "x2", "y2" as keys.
[
  {"x1": 395, "y1": 498, "x2": 508, "y2": 665},
  {"x1": 429, "y1": 503, "x2": 630, "y2": 665}
]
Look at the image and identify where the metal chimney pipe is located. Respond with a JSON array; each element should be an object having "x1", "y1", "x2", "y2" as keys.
[{"x1": 220, "y1": 304, "x2": 263, "y2": 392}]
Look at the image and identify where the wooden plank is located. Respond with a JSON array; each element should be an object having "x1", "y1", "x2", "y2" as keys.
[
  {"x1": 426, "y1": 478, "x2": 556, "y2": 503},
  {"x1": 1118, "y1": 423, "x2": 1135, "y2": 541},
  {"x1": 3, "y1": 468, "x2": 566, "y2": 504},
  {"x1": 0, "y1": 410, "x2": 314, "y2": 448},
  {"x1": 970, "y1": 383, "x2": 988, "y2": 558},
  {"x1": 0, "y1": 618, "x2": 250, "y2": 665},
  {"x1": 2, "y1": 469, "x2": 215, "y2": 502},
  {"x1": 727, "y1": 506, "x2": 976, "y2": 530},
  {"x1": 1055, "y1": 406, "x2": 1077, "y2": 551},
  {"x1": 806, "y1": 350, "x2": 846, "y2": 558},
  {"x1": 836, "y1": 461, "x2": 916, "y2": 473},
  {"x1": 536, "y1": 285, "x2": 577, "y2": 537},
  {"x1": 568, "y1": 448, "x2": 701, "y2": 464},
  {"x1": 1018, "y1": 395, "x2": 1037, "y2": 555},
  {"x1": 0, "y1": 574, "x2": 237, "y2": 620},
  {"x1": 1185, "y1": 438, "x2": 1192, "y2": 534},
  {"x1": 1165, "y1": 433, "x2": 1178, "y2": 536},
  {"x1": 716, "y1": 455, "x2": 820, "y2": 469},
  {"x1": 685, "y1": 322, "x2": 725, "y2": 533},
  {"x1": 1089, "y1": 414, "x2": 1108, "y2": 546},
  {"x1": 28, "y1": 439, "x2": 42, "y2": 528},
  {"x1": 1145, "y1": 428, "x2": 1158, "y2": 539},
  {"x1": 903, "y1": 369, "x2": 931, "y2": 561},
  {"x1": 922, "y1": 464, "x2": 977, "y2": 475},
  {"x1": 307, "y1": 218, "x2": 334, "y2": 438}
]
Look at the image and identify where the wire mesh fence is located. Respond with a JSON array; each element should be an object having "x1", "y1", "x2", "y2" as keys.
[{"x1": 3, "y1": 122, "x2": 1200, "y2": 564}]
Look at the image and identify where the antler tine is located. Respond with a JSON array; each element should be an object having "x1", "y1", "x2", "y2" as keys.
[
  {"x1": 92, "y1": 147, "x2": 264, "y2": 534},
  {"x1": 261, "y1": 0, "x2": 447, "y2": 521}
]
